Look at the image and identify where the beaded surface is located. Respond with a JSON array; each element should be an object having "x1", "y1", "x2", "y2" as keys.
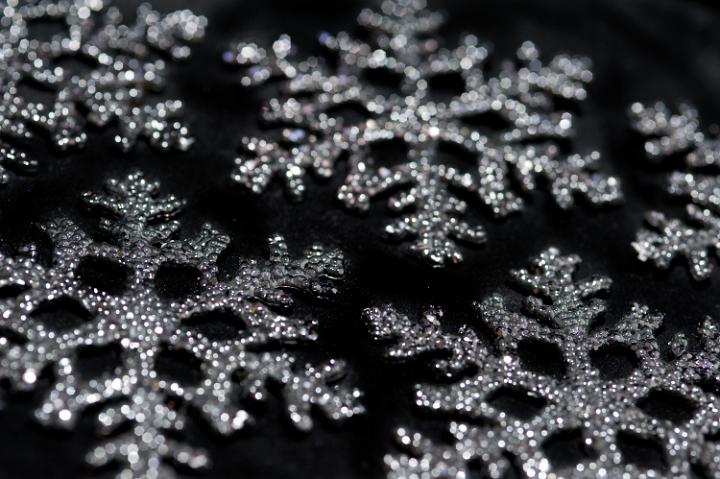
[
  {"x1": 0, "y1": 171, "x2": 363, "y2": 479},
  {"x1": 226, "y1": 0, "x2": 621, "y2": 266},
  {"x1": 630, "y1": 102, "x2": 720, "y2": 281},
  {"x1": 367, "y1": 247, "x2": 720, "y2": 478},
  {"x1": 0, "y1": 1, "x2": 716, "y2": 478},
  {"x1": 0, "y1": 0, "x2": 206, "y2": 183}
]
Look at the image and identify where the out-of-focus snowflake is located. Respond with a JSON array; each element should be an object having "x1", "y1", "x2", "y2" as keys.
[
  {"x1": 0, "y1": 0, "x2": 207, "y2": 183},
  {"x1": 367, "y1": 247, "x2": 720, "y2": 478},
  {"x1": 629, "y1": 101, "x2": 720, "y2": 281},
  {"x1": 0, "y1": 171, "x2": 363, "y2": 479},
  {"x1": 226, "y1": 0, "x2": 621, "y2": 266}
]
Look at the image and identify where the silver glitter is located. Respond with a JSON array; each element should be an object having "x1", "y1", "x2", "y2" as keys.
[
  {"x1": 0, "y1": 171, "x2": 363, "y2": 479},
  {"x1": 367, "y1": 247, "x2": 720, "y2": 478},
  {"x1": 0, "y1": 0, "x2": 206, "y2": 181},
  {"x1": 629, "y1": 101, "x2": 720, "y2": 280},
  {"x1": 226, "y1": 0, "x2": 621, "y2": 267}
]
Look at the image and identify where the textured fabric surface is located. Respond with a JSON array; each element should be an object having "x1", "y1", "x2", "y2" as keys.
[{"x1": 0, "y1": 0, "x2": 718, "y2": 477}]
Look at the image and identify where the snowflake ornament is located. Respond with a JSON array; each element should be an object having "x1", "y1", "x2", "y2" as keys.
[
  {"x1": 0, "y1": 1, "x2": 206, "y2": 184},
  {"x1": 367, "y1": 247, "x2": 720, "y2": 478},
  {"x1": 226, "y1": 0, "x2": 621, "y2": 266},
  {"x1": 630, "y1": 101, "x2": 720, "y2": 280},
  {"x1": 0, "y1": 171, "x2": 363, "y2": 479}
]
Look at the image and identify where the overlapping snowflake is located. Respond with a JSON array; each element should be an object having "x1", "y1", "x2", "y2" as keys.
[
  {"x1": 630, "y1": 102, "x2": 720, "y2": 281},
  {"x1": 226, "y1": 0, "x2": 621, "y2": 266},
  {"x1": 0, "y1": 0, "x2": 206, "y2": 184},
  {"x1": 0, "y1": 171, "x2": 363, "y2": 479},
  {"x1": 367, "y1": 247, "x2": 720, "y2": 478}
]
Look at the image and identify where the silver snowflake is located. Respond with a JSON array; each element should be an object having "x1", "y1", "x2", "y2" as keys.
[
  {"x1": 367, "y1": 247, "x2": 720, "y2": 478},
  {"x1": 0, "y1": 0, "x2": 206, "y2": 183},
  {"x1": 226, "y1": 0, "x2": 621, "y2": 266},
  {"x1": 629, "y1": 101, "x2": 720, "y2": 280},
  {"x1": 0, "y1": 171, "x2": 363, "y2": 479}
]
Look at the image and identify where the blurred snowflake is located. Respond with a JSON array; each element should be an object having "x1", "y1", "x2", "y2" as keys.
[
  {"x1": 0, "y1": 0, "x2": 207, "y2": 183},
  {"x1": 226, "y1": 0, "x2": 621, "y2": 266},
  {"x1": 0, "y1": 171, "x2": 363, "y2": 479},
  {"x1": 630, "y1": 101, "x2": 720, "y2": 281},
  {"x1": 367, "y1": 247, "x2": 720, "y2": 478}
]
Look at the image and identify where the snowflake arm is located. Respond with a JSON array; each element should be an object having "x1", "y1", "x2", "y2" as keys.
[
  {"x1": 116, "y1": 100, "x2": 194, "y2": 153},
  {"x1": 633, "y1": 206, "x2": 720, "y2": 281},
  {"x1": 0, "y1": 142, "x2": 38, "y2": 185},
  {"x1": 232, "y1": 74, "x2": 368, "y2": 199},
  {"x1": 386, "y1": 424, "x2": 516, "y2": 479},
  {"x1": 355, "y1": 0, "x2": 445, "y2": 44},
  {"x1": 544, "y1": 151, "x2": 622, "y2": 209},
  {"x1": 481, "y1": 146, "x2": 622, "y2": 216},
  {"x1": 223, "y1": 35, "x2": 307, "y2": 86},
  {"x1": 668, "y1": 171, "x2": 720, "y2": 211},
  {"x1": 384, "y1": 168, "x2": 487, "y2": 266},
  {"x1": 87, "y1": 389, "x2": 210, "y2": 479},
  {"x1": 0, "y1": 95, "x2": 39, "y2": 182},
  {"x1": 365, "y1": 305, "x2": 484, "y2": 377},
  {"x1": 628, "y1": 101, "x2": 704, "y2": 161},
  {"x1": 137, "y1": 5, "x2": 208, "y2": 60},
  {"x1": 82, "y1": 170, "x2": 185, "y2": 242},
  {"x1": 233, "y1": 133, "x2": 341, "y2": 200},
  {"x1": 341, "y1": 160, "x2": 487, "y2": 266},
  {"x1": 510, "y1": 246, "x2": 612, "y2": 328},
  {"x1": 451, "y1": 42, "x2": 592, "y2": 142},
  {"x1": 280, "y1": 357, "x2": 364, "y2": 431},
  {"x1": 34, "y1": 352, "x2": 131, "y2": 428},
  {"x1": 237, "y1": 233, "x2": 345, "y2": 306},
  {"x1": 178, "y1": 340, "x2": 363, "y2": 435},
  {"x1": 629, "y1": 101, "x2": 720, "y2": 279},
  {"x1": 516, "y1": 41, "x2": 593, "y2": 101}
]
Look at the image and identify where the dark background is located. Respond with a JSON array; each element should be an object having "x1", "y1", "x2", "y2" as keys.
[{"x1": 0, "y1": 0, "x2": 719, "y2": 477}]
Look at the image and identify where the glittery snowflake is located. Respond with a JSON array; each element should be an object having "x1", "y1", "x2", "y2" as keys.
[
  {"x1": 0, "y1": 171, "x2": 363, "y2": 479},
  {"x1": 367, "y1": 247, "x2": 720, "y2": 478},
  {"x1": 226, "y1": 0, "x2": 621, "y2": 266},
  {"x1": 0, "y1": 0, "x2": 206, "y2": 183},
  {"x1": 629, "y1": 101, "x2": 720, "y2": 281}
]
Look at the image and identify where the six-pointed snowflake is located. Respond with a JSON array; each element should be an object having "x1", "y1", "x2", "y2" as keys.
[
  {"x1": 0, "y1": 0, "x2": 207, "y2": 184},
  {"x1": 367, "y1": 247, "x2": 720, "y2": 478},
  {"x1": 629, "y1": 101, "x2": 720, "y2": 281},
  {"x1": 0, "y1": 171, "x2": 363, "y2": 479},
  {"x1": 226, "y1": 0, "x2": 621, "y2": 266}
]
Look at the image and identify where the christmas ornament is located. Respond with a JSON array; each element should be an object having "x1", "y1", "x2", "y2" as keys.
[
  {"x1": 227, "y1": 0, "x2": 621, "y2": 266},
  {"x1": 0, "y1": 171, "x2": 363, "y2": 479},
  {"x1": 0, "y1": 0, "x2": 206, "y2": 183},
  {"x1": 368, "y1": 247, "x2": 720, "y2": 478}
]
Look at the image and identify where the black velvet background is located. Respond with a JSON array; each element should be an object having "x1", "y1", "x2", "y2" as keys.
[{"x1": 0, "y1": 0, "x2": 719, "y2": 477}]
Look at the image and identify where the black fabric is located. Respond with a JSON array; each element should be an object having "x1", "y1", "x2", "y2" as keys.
[{"x1": 0, "y1": 0, "x2": 719, "y2": 477}]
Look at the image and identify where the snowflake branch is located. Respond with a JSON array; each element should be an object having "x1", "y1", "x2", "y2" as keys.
[
  {"x1": 365, "y1": 305, "x2": 484, "y2": 377},
  {"x1": 83, "y1": 171, "x2": 185, "y2": 242}
]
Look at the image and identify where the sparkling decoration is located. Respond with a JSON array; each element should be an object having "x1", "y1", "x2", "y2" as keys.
[
  {"x1": 629, "y1": 101, "x2": 720, "y2": 280},
  {"x1": 0, "y1": 171, "x2": 363, "y2": 478},
  {"x1": 0, "y1": 1, "x2": 207, "y2": 183},
  {"x1": 367, "y1": 247, "x2": 720, "y2": 478},
  {"x1": 226, "y1": 0, "x2": 621, "y2": 266}
]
